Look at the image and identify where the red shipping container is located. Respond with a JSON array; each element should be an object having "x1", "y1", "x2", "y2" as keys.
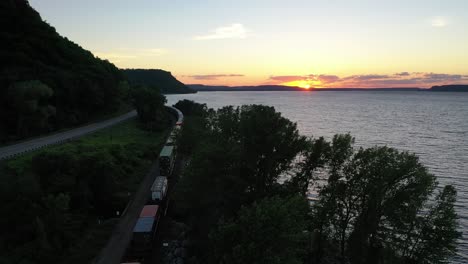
[{"x1": 140, "y1": 205, "x2": 159, "y2": 218}]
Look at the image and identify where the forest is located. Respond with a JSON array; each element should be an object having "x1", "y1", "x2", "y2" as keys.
[
  {"x1": 0, "y1": 85, "x2": 169, "y2": 263},
  {"x1": 0, "y1": 0, "x2": 129, "y2": 143},
  {"x1": 123, "y1": 69, "x2": 196, "y2": 94},
  {"x1": 172, "y1": 100, "x2": 460, "y2": 264},
  {"x1": 0, "y1": 1, "x2": 189, "y2": 143}
]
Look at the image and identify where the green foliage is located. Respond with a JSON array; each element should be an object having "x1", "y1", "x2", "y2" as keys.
[
  {"x1": 177, "y1": 116, "x2": 209, "y2": 156},
  {"x1": 171, "y1": 100, "x2": 211, "y2": 155},
  {"x1": 237, "y1": 105, "x2": 307, "y2": 197},
  {"x1": 406, "y1": 185, "x2": 460, "y2": 264},
  {"x1": 310, "y1": 138, "x2": 460, "y2": 264},
  {"x1": 7, "y1": 80, "x2": 55, "y2": 137},
  {"x1": 174, "y1": 102, "x2": 308, "y2": 260},
  {"x1": 175, "y1": 104, "x2": 306, "y2": 217},
  {"x1": 290, "y1": 136, "x2": 331, "y2": 194},
  {"x1": 174, "y1": 99, "x2": 209, "y2": 117},
  {"x1": 131, "y1": 85, "x2": 169, "y2": 131},
  {"x1": 173, "y1": 102, "x2": 460, "y2": 264},
  {"x1": 123, "y1": 69, "x2": 195, "y2": 94},
  {"x1": 210, "y1": 195, "x2": 310, "y2": 264},
  {"x1": 0, "y1": 119, "x2": 168, "y2": 264},
  {"x1": 0, "y1": 2, "x2": 125, "y2": 142}
]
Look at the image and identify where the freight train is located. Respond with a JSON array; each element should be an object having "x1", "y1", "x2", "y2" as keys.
[{"x1": 123, "y1": 106, "x2": 183, "y2": 263}]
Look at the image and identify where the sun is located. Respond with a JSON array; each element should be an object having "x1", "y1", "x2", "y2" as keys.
[{"x1": 283, "y1": 80, "x2": 314, "y2": 89}]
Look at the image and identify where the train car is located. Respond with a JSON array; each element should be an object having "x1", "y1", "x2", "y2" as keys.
[
  {"x1": 150, "y1": 176, "x2": 168, "y2": 203},
  {"x1": 165, "y1": 135, "x2": 175, "y2": 146},
  {"x1": 167, "y1": 106, "x2": 184, "y2": 126},
  {"x1": 130, "y1": 205, "x2": 160, "y2": 255},
  {"x1": 159, "y1": 146, "x2": 175, "y2": 176}
]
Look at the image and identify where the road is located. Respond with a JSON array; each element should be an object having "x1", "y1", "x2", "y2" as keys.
[
  {"x1": 0, "y1": 110, "x2": 137, "y2": 160},
  {"x1": 0, "y1": 106, "x2": 181, "y2": 263}
]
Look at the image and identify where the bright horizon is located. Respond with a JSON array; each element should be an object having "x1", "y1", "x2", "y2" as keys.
[{"x1": 30, "y1": 0, "x2": 468, "y2": 88}]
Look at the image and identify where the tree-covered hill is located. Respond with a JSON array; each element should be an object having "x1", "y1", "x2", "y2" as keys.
[
  {"x1": 0, "y1": 0, "x2": 126, "y2": 142},
  {"x1": 430, "y1": 85, "x2": 468, "y2": 92},
  {"x1": 123, "y1": 69, "x2": 196, "y2": 94}
]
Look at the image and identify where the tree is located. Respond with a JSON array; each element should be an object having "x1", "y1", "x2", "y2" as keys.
[
  {"x1": 292, "y1": 136, "x2": 331, "y2": 194},
  {"x1": 311, "y1": 139, "x2": 460, "y2": 264},
  {"x1": 174, "y1": 104, "x2": 308, "y2": 259},
  {"x1": 403, "y1": 185, "x2": 460, "y2": 263},
  {"x1": 210, "y1": 195, "x2": 310, "y2": 264},
  {"x1": 236, "y1": 105, "x2": 307, "y2": 198},
  {"x1": 173, "y1": 99, "x2": 208, "y2": 117},
  {"x1": 310, "y1": 134, "x2": 356, "y2": 263},
  {"x1": 131, "y1": 85, "x2": 168, "y2": 131},
  {"x1": 1, "y1": 1, "x2": 128, "y2": 141},
  {"x1": 7, "y1": 80, "x2": 55, "y2": 138},
  {"x1": 171, "y1": 106, "x2": 460, "y2": 264}
]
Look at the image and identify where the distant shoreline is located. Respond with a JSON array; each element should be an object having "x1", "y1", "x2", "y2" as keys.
[{"x1": 188, "y1": 84, "x2": 468, "y2": 92}]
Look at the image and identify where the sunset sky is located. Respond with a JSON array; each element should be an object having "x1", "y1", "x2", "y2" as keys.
[{"x1": 30, "y1": 0, "x2": 468, "y2": 88}]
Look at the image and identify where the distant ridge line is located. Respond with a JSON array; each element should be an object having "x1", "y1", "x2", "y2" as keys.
[
  {"x1": 188, "y1": 84, "x2": 468, "y2": 92},
  {"x1": 188, "y1": 84, "x2": 423, "y2": 92}
]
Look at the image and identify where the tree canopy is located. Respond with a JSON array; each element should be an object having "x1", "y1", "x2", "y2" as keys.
[
  {"x1": 308, "y1": 136, "x2": 461, "y2": 264},
  {"x1": 123, "y1": 69, "x2": 195, "y2": 94},
  {"x1": 131, "y1": 85, "x2": 168, "y2": 131},
  {"x1": 173, "y1": 101, "x2": 460, "y2": 264},
  {"x1": 210, "y1": 195, "x2": 310, "y2": 264},
  {"x1": 0, "y1": 0, "x2": 125, "y2": 142}
]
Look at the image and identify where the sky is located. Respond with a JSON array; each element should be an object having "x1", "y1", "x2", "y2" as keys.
[{"x1": 29, "y1": 0, "x2": 468, "y2": 88}]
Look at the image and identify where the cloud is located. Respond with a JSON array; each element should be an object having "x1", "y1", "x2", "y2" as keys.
[
  {"x1": 189, "y1": 74, "x2": 245, "y2": 80},
  {"x1": 267, "y1": 72, "x2": 468, "y2": 88},
  {"x1": 395, "y1": 72, "x2": 410, "y2": 76},
  {"x1": 423, "y1": 73, "x2": 462, "y2": 80},
  {"x1": 269, "y1": 75, "x2": 305, "y2": 82},
  {"x1": 194, "y1": 24, "x2": 250, "y2": 40},
  {"x1": 431, "y1": 16, "x2": 449, "y2": 27},
  {"x1": 307, "y1": 74, "x2": 340, "y2": 83},
  {"x1": 342, "y1": 74, "x2": 389, "y2": 81}
]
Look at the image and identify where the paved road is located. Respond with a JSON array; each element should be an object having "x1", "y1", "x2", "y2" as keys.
[{"x1": 0, "y1": 110, "x2": 137, "y2": 160}]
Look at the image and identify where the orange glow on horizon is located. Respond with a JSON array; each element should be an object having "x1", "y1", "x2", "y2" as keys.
[{"x1": 283, "y1": 80, "x2": 321, "y2": 89}]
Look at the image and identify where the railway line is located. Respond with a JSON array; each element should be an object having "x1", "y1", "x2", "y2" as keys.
[
  {"x1": 95, "y1": 106, "x2": 184, "y2": 264},
  {"x1": 0, "y1": 106, "x2": 184, "y2": 264}
]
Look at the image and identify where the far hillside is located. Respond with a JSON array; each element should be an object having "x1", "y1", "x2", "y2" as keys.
[
  {"x1": 123, "y1": 69, "x2": 195, "y2": 94},
  {"x1": 430, "y1": 85, "x2": 468, "y2": 92}
]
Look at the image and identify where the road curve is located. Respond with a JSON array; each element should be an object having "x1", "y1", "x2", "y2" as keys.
[{"x1": 0, "y1": 110, "x2": 137, "y2": 160}]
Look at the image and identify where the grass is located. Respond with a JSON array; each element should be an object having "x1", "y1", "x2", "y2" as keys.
[
  {"x1": 5, "y1": 118, "x2": 167, "y2": 171},
  {"x1": 0, "y1": 117, "x2": 170, "y2": 264},
  {"x1": 65, "y1": 218, "x2": 119, "y2": 264},
  {"x1": 0, "y1": 102, "x2": 133, "y2": 147}
]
